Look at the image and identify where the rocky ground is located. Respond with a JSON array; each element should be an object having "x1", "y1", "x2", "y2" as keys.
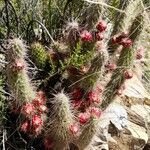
[{"x1": 88, "y1": 74, "x2": 150, "y2": 150}]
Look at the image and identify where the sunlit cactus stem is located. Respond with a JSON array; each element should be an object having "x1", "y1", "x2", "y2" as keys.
[
  {"x1": 30, "y1": 42, "x2": 48, "y2": 70},
  {"x1": 46, "y1": 91, "x2": 76, "y2": 150},
  {"x1": 74, "y1": 118, "x2": 99, "y2": 150},
  {"x1": 101, "y1": 14, "x2": 144, "y2": 109},
  {"x1": 6, "y1": 38, "x2": 35, "y2": 106}
]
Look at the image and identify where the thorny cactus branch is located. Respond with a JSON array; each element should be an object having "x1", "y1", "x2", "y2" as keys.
[
  {"x1": 101, "y1": 14, "x2": 144, "y2": 109},
  {"x1": 74, "y1": 117, "x2": 99, "y2": 150},
  {"x1": 46, "y1": 91, "x2": 76, "y2": 150},
  {"x1": 108, "y1": 0, "x2": 143, "y2": 53},
  {"x1": 30, "y1": 42, "x2": 48, "y2": 70},
  {"x1": 5, "y1": 38, "x2": 35, "y2": 106}
]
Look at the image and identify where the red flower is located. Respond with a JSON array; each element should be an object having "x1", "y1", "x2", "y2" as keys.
[
  {"x1": 87, "y1": 91, "x2": 101, "y2": 104},
  {"x1": 136, "y1": 52, "x2": 143, "y2": 60},
  {"x1": 34, "y1": 126, "x2": 42, "y2": 135},
  {"x1": 69, "y1": 124, "x2": 79, "y2": 135},
  {"x1": 71, "y1": 88, "x2": 83, "y2": 99},
  {"x1": 120, "y1": 38, "x2": 132, "y2": 48},
  {"x1": 80, "y1": 30, "x2": 92, "y2": 42},
  {"x1": 112, "y1": 31, "x2": 128, "y2": 44},
  {"x1": 36, "y1": 91, "x2": 46, "y2": 99},
  {"x1": 124, "y1": 69, "x2": 133, "y2": 79},
  {"x1": 78, "y1": 112, "x2": 90, "y2": 124},
  {"x1": 71, "y1": 99, "x2": 82, "y2": 109},
  {"x1": 13, "y1": 59, "x2": 25, "y2": 71},
  {"x1": 20, "y1": 121, "x2": 30, "y2": 132},
  {"x1": 96, "y1": 20, "x2": 107, "y2": 32},
  {"x1": 88, "y1": 107, "x2": 102, "y2": 118},
  {"x1": 44, "y1": 137, "x2": 53, "y2": 150},
  {"x1": 96, "y1": 32, "x2": 104, "y2": 41},
  {"x1": 32, "y1": 115, "x2": 43, "y2": 127},
  {"x1": 105, "y1": 63, "x2": 116, "y2": 71},
  {"x1": 36, "y1": 91, "x2": 47, "y2": 103},
  {"x1": 33, "y1": 91, "x2": 47, "y2": 106},
  {"x1": 21, "y1": 103, "x2": 35, "y2": 116}
]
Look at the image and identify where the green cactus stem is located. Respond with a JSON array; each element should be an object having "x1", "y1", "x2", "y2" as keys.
[
  {"x1": 74, "y1": 118, "x2": 99, "y2": 150},
  {"x1": 101, "y1": 14, "x2": 144, "y2": 109},
  {"x1": 6, "y1": 38, "x2": 35, "y2": 106},
  {"x1": 47, "y1": 91, "x2": 76, "y2": 149},
  {"x1": 30, "y1": 42, "x2": 48, "y2": 70},
  {"x1": 108, "y1": 0, "x2": 143, "y2": 54}
]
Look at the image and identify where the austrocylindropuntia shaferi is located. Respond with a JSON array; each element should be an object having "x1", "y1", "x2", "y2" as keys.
[
  {"x1": 30, "y1": 42, "x2": 48, "y2": 70},
  {"x1": 6, "y1": 38, "x2": 35, "y2": 106},
  {"x1": 1, "y1": 0, "x2": 148, "y2": 149},
  {"x1": 46, "y1": 91, "x2": 77, "y2": 149},
  {"x1": 74, "y1": 107, "x2": 102, "y2": 149}
]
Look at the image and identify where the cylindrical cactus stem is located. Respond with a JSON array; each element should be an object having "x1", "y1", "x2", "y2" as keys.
[
  {"x1": 6, "y1": 38, "x2": 35, "y2": 106},
  {"x1": 80, "y1": 3, "x2": 102, "y2": 30},
  {"x1": 75, "y1": 119, "x2": 99, "y2": 150},
  {"x1": 108, "y1": 0, "x2": 143, "y2": 54},
  {"x1": 101, "y1": 14, "x2": 144, "y2": 109},
  {"x1": 74, "y1": 107, "x2": 101, "y2": 150},
  {"x1": 30, "y1": 42, "x2": 48, "y2": 70},
  {"x1": 109, "y1": 0, "x2": 129, "y2": 35},
  {"x1": 77, "y1": 41, "x2": 109, "y2": 90},
  {"x1": 47, "y1": 91, "x2": 77, "y2": 149}
]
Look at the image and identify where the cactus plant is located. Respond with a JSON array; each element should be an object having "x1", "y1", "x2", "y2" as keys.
[
  {"x1": 6, "y1": 38, "x2": 35, "y2": 106},
  {"x1": 46, "y1": 91, "x2": 77, "y2": 149},
  {"x1": 0, "y1": 0, "x2": 149, "y2": 149}
]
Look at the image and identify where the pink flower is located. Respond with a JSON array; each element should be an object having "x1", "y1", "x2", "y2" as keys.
[
  {"x1": 21, "y1": 103, "x2": 35, "y2": 116},
  {"x1": 105, "y1": 63, "x2": 117, "y2": 71},
  {"x1": 120, "y1": 38, "x2": 132, "y2": 48},
  {"x1": 96, "y1": 32, "x2": 104, "y2": 41},
  {"x1": 117, "y1": 88, "x2": 123, "y2": 95},
  {"x1": 78, "y1": 112, "x2": 90, "y2": 124},
  {"x1": 136, "y1": 47, "x2": 144, "y2": 60},
  {"x1": 32, "y1": 91, "x2": 47, "y2": 106},
  {"x1": 80, "y1": 30, "x2": 92, "y2": 42},
  {"x1": 44, "y1": 137, "x2": 53, "y2": 149},
  {"x1": 20, "y1": 121, "x2": 30, "y2": 132},
  {"x1": 71, "y1": 88, "x2": 83, "y2": 99},
  {"x1": 13, "y1": 59, "x2": 25, "y2": 71},
  {"x1": 69, "y1": 124, "x2": 79, "y2": 135},
  {"x1": 96, "y1": 20, "x2": 107, "y2": 32},
  {"x1": 32, "y1": 115, "x2": 43, "y2": 127},
  {"x1": 87, "y1": 91, "x2": 101, "y2": 104},
  {"x1": 34, "y1": 126, "x2": 42, "y2": 135},
  {"x1": 124, "y1": 69, "x2": 133, "y2": 79},
  {"x1": 88, "y1": 107, "x2": 102, "y2": 118}
]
